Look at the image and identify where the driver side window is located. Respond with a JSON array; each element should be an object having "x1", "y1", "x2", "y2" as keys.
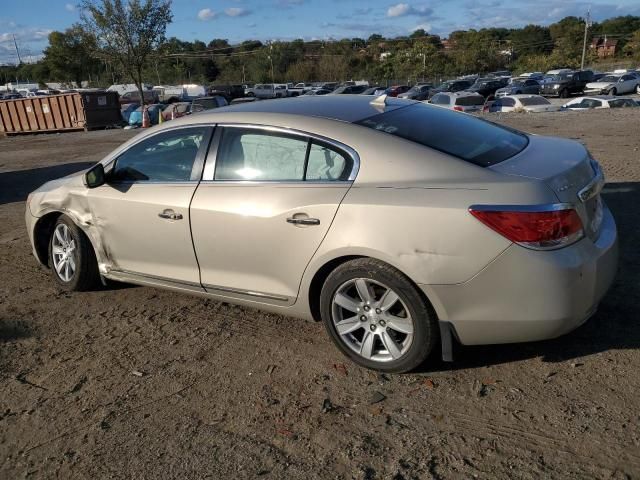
[{"x1": 112, "y1": 127, "x2": 207, "y2": 182}]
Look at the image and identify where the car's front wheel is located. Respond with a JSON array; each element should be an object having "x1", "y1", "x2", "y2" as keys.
[
  {"x1": 320, "y1": 258, "x2": 438, "y2": 373},
  {"x1": 609, "y1": 87, "x2": 617, "y2": 96},
  {"x1": 49, "y1": 215, "x2": 100, "y2": 291}
]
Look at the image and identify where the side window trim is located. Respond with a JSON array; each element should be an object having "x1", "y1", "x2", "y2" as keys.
[
  {"x1": 200, "y1": 123, "x2": 360, "y2": 183},
  {"x1": 108, "y1": 125, "x2": 213, "y2": 184}
]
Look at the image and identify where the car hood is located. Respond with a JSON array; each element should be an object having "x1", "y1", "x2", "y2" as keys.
[{"x1": 586, "y1": 82, "x2": 614, "y2": 89}]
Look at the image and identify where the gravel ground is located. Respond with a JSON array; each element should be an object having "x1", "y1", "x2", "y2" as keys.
[{"x1": 1, "y1": 108, "x2": 639, "y2": 480}]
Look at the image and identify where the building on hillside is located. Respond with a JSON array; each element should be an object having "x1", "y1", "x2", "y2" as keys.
[{"x1": 591, "y1": 36, "x2": 618, "y2": 58}]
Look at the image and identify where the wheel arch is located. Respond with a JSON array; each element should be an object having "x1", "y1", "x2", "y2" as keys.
[
  {"x1": 33, "y1": 210, "x2": 102, "y2": 269},
  {"x1": 306, "y1": 253, "x2": 443, "y2": 325}
]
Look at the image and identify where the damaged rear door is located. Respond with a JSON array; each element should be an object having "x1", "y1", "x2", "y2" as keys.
[{"x1": 87, "y1": 126, "x2": 212, "y2": 284}]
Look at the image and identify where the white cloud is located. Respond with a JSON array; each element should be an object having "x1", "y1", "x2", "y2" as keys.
[
  {"x1": 387, "y1": 3, "x2": 433, "y2": 18},
  {"x1": 197, "y1": 8, "x2": 216, "y2": 21},
  {"x1": 388, "y1": 3, "x2": 411, "y2": 17},
  {"x1": 65, "y1": 3, "x2": 75, "y2": 12},
  {"x1": 225, "y1": 7, "x2": 250, "y2": 17}
]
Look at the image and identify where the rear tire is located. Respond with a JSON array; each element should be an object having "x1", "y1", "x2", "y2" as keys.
[
  {"x1": 49, "y1": 215, "x2": 100, "y2": 291},
  {"x1": 319, "y1": 258, "x2": 438, "y2": 373}
]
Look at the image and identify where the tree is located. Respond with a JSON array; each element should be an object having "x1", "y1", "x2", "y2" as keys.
[
  {"x1": 44, "y1": 25, "x2": 99, "y2": 87},
  {"x1": 81, "y1": 0, "x2": 173, "y2": 103},
  {"x1": 623, "y1": 30, "x2": 640, "y2": 62}
]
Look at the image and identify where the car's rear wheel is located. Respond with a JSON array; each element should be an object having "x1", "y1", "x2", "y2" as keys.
[
  {"x1": 320, "y1": 258, "x2": 437, "y2": 373},
  {"x1": 49, "y1": 216, "x2": 100, "y2": 291}
]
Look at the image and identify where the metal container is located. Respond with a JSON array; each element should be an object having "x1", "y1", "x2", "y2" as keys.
[{"x1": 0, "y1": 91, "x2": 122, "y2": 134}]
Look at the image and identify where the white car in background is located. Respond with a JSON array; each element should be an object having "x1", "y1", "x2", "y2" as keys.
[
  {"x1": 584, "y1": 74, "x2": 640, "y2": 95},
  {"x1": 428, "y1": 91, "x2": 485, "y2": 112},
  {"x1": 487, "y1": 95, "x2": 561, "y2": 113},
  {"x1": 562, "y1": 96, "x2": 639, "y2": 110}
]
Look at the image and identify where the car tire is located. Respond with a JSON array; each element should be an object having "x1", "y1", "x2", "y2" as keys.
[
  {"x1": 49, "y1": 215, "x2": 100, "y2": 291},
  {"x1": 247, "y1": 92, "x2": 255, "y2": 97},
  {"x1": 559, "y1": 89, "x2": 569, "y2": 98},
  {"x1": 609, "y1": 88, "x2": 617, "y2": 96},
  {"x1": 636, "y1": 84, "x2": 640, "y2": 94},
  {"x1": 319, "y1": 258, "x2": 438, "y2": 373}
]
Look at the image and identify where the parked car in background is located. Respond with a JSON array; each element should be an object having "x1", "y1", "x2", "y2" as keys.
[
  {"x1": 488, "y1": 70, "x2": 512, "y2": 78},
  {"x1": 230, "y1": 97, "x2": 259, "y2": 105},
  {"x1": 495, "y1": 78, "x2": 541, "y2": 97},
  {"x1": 27, "y1": 95, "x2": 617, "y2": 373},
  {"x1": 429, "y1": 91, "x2": 485, "y2": 112},
  {"x1": 361, "y1": 86, "x2": 384, "y2": 95},
  {"x1": 247, "y1": 84, "x2": 287, "y2": 99},
  {"x1": 519, "y1": 72, "x2": 544, "y2": 81},
  {"x1": 153, "y1": 85, "x2": 186, "y2": 103},
  {"x1": 540, "y1": 70, "x2": 593, "y2": 98},
  {"x1": 209, "y1": 84, "x2": 244, "y2": 101},
  {"x1": 427, "y1": 79, "x2": 474, "y2": 99},
  {"x1": 320, "y1": 82, "x2": 338, "y2": 91},
  {"x1": 0, "y1": 92, "x2": 22, "y2": 100},
  {"x1": 584, "y1": 74, "x2": 640, "y2": 95},
  {"x1": 562, "y1": 96, "x2": 639, "y2": 110},
  {"x1": 161, "y1": 102, "x2": 192, "y2": 121},
  {"x1": 330, "y1": 85, "x2": 369, "y2": 94},
  {"x1": 398, "y1": 84, "x2": 433, "y2": 100},
  {"x1": 487, "y1": 95, "x2": 561, "y2": 113},
  {"x1": 304, "y1": 88, "x2": 332, "y2": 96},
  {"x1": 467, "y1": 78, "x2": 507, "y2": 99},
  {"x1": 119, "y1": 90, "x2": 159, "y2": 106},
  {"x1": 191, "y1": 96, "x2": 228, "y2": 112},
  {"x1": 383, "y1": 85, "x2": 411, "y2": 97}
]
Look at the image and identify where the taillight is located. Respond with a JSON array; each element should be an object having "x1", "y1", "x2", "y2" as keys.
[
  {"x1": 453, "y1": 106, "x2": 464, "y2": 111},
  {"x1": 469, "y1": 205, "x2": 584, "y2": 250}
]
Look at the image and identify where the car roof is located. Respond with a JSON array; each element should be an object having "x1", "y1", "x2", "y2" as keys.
[{"x1": 209, "y1": 95, "x2": 417, "y2": 123}]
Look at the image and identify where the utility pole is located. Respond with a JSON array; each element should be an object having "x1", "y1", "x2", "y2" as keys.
[
  {"x1": 13, "y1": 34, "x2": 22, "y2": 65},
  {"x1": 581, "y1": 9, "x2": 592, "y2": 70}
]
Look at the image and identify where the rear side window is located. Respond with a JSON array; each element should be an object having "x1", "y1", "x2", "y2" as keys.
[
  {"x1": 356, "y1": 103, "x2": 528, "y2": 167},
  {"x1": 431, "y1": 94, "x2": 449, "y2": 105},
  {"x1": 215, "y1": 129, "x2": 307, "y2": 181},
  {"x1": 519, "y1": 97, "x2": 550, "y2": 106},
  {"x1": 455, "y1": 96, "x2": 484, "y2": 106}
]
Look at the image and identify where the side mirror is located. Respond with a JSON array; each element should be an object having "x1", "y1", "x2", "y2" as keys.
[{"x1": 85, "y1": 163, "x2": 105, "y2": 189}]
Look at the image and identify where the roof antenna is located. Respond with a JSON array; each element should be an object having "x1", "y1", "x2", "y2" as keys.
[{"x1": 370, "y1": 94, "x2": 388, "y2": 107}]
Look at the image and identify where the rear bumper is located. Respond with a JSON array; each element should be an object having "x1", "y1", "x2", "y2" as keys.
[{"x1": 423, "y1": 203, "x2": 618, "y2": 345}]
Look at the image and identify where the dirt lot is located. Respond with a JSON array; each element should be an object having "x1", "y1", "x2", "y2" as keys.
[{"x1": 1, "y1": 109, "x2": 639, "y2": 480}]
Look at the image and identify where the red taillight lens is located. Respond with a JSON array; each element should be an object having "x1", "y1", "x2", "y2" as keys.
[
  {"x1": 469, "y1": 207, "x2": 584, "y2": 249},
  {"x1": 453, "y1": 106, "x2": 463, "y2": 111}
]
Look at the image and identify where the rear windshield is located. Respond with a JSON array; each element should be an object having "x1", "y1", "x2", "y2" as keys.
[
  {"x1": 455, "y1": 96, "x2": 485, "y2": 106},
  {"x1": 519, "y1": 97, "x2": 550, "y2": 106},
  {"x1": 355, "y1": 103, "x2": 528, "y2": 167}
]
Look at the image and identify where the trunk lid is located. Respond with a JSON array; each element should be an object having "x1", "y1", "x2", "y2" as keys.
[{"x1": 490, "y1": 135, "x2": 604, "y2": 240}]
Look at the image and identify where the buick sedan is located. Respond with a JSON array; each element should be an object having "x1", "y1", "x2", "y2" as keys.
[{"x1": 26, "y1": 95, "x2": 618, "y2": 372}]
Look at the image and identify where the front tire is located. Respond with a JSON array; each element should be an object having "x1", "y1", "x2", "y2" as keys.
[
  {"x1": 49, "y1": 215, "x2": 100, "y2": 291},
  {"x1": 319, "y1": 258, "x2": 438, "y2": 373},
  {"x1": 559, "y1": 89, "x2": 569, "y2": 98},
  {"x1": 609, "y1": 87, "x2": 617, "y2": 96}
]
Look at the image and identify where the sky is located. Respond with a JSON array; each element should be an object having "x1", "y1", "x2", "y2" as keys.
[{"x1": 2, "y1": 0, "x2": 640, "y2": 63}]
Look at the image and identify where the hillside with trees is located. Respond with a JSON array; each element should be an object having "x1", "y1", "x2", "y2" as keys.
[{"x1": 2, "y1": 12, "x2": 640, "y2": 88}]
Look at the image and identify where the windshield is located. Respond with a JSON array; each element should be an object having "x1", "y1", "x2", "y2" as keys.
[
  {"x1": 599, "y1": 75, "x2": 619, "y2": 83},
  {"x1": 435, "y1": 82, "x2": 453, "y2": 90},
  {"x1": 551, "y1": 74, "x2": 571, "y2": 81},
  {"x1": 519, "y1": 97, "x2": 550, "y2": 106},
  {"x1": 355, "y1": 103, "x2": 528, "y2": 167},
  {"x1": 455, "y1": 96, "x2": 485, "y2": 106}
]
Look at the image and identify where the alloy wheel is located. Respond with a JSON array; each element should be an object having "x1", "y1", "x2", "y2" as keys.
[
  {"x1": 51, "y1": 224, "x2": 77, "y2": 282},
  {"x1": 331, "y1": 278, "x2": 414, "y2": 362}
]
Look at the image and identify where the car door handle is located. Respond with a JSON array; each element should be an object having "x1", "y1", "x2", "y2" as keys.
[
  {"x1": 158, "y1": 210, "x2": 183, "y2": 220},
  {"x1": 286, "y1": 216, "x2": 320, "y2": 226}
]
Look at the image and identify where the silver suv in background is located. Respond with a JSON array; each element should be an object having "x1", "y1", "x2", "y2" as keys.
[
  {"x1": 246, "y1": 84, "x2": 287, "y2": 99},
  {"x1": 429, "y1": 91, "x2": 485, "y2": 112}
]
